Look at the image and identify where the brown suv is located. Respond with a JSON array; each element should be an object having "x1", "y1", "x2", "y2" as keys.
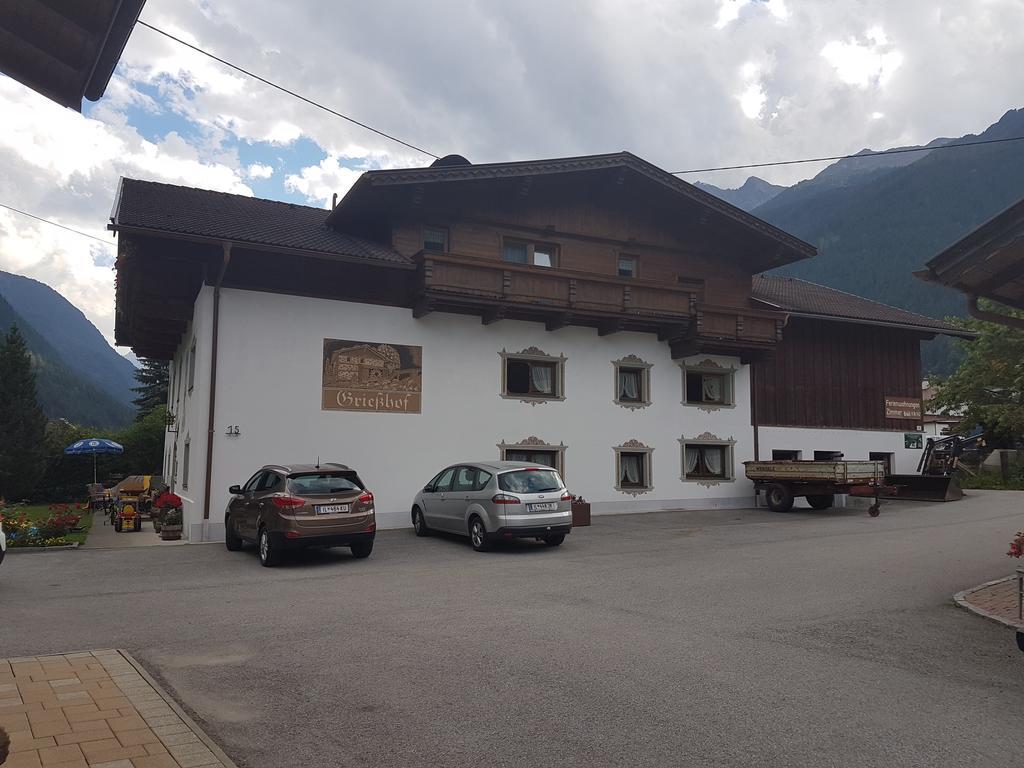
[{"x1": 224, "y1": 463, "x2": 376, "y2": 566}]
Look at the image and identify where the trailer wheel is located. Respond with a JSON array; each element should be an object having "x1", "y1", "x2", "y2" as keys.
[
  {"x1": 806, "y1": 494, "x2": 834, "y2": 510},
  {"x1": 765, "y1": 483, "x2": 794, "y2": 513}
]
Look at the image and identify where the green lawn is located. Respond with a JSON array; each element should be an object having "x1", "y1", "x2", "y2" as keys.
[{"x1": 5, "y1": 504, "x2": 95, "y2": 546}]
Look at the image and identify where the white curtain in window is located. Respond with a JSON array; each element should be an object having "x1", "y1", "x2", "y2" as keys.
[
  {"x1": 618, "y1": 370, "x2": 639, "y2": 400},
  {"x1": 621, "y1": 454, "x2": 641, "y2": 485},
  {"x1": 704, "y1": 447, "x2": 724, "y2": 475},
  {"x1": 702, "y1": 375, "x2": 722, "y2": 402},
  {"x1": 531, "y1": 365, "x2": 553, "y2": 394},
  {"x1": 684, "y1": 446, "x2": 699, "y2": 474}
]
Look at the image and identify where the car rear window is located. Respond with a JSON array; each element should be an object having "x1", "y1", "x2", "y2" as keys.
[
  {"x1": 287, "y1": 472, "x2": 364, "y2": 495},
  {"x1": 498, "y1": 469, "x2": 563, "y2": 494}
]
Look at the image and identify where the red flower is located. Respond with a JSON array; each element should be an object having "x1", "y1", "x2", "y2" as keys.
[{"x1": 154, "y1": 491, "x2": 183, "y2": 510}]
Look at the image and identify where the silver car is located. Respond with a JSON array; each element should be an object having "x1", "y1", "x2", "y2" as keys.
[{"x1": 411, "y1": 461, "x2": 572, "y2": 551}]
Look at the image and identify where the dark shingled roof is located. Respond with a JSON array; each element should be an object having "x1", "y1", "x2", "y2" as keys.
[
  {"x1": 753, "y1": 275, "x2": 973, "y2": 338},
  {"x1": 110, "y1": 178, "x2": 410, "y2": 266}
]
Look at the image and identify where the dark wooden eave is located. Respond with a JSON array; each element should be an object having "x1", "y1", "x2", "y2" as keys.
[
  {"x1": 0, "y1": 0, "x2": 147, "y2": 110},
  {"x1": 916, "y1": 196, "x2": 1024, "y2": 312}
]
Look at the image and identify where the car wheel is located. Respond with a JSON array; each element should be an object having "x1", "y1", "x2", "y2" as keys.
[
  {"x1": 469, "y1": 517, "x2": 491, "y2": 552},
  {"x1": 543, "y1": 534, "x2": 565, "y2": 547},
  {"x1": 412, "y1": 507, "x2": 430, "y2": 537},
  {"x1": 765, "y1": 483, "x2": 794, "y2": 513},
  {"x1": 224, "y1": 516, "x2": 242, "y2": 551},
  {"x1": 258, "y1": 527, "x2": 281, "y2": 567},
  {"x1": 806, "y1": 494, "x2": 834, "y2": 510},
  {"x1": 350, "y1": 541, "x2": 373, "y2": 559}
]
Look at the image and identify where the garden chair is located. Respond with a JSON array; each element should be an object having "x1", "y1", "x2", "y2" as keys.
[{"x1": 86, "y1": 483, "x2": 112, "y2": 523}]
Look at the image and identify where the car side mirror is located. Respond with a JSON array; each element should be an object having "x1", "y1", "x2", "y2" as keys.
[
  {"x1": 423, "y1": 484, "x2": 433, "y2": 493},
  {"x1": 229, "y1": 485, "x2": 242, "y2": 494}
]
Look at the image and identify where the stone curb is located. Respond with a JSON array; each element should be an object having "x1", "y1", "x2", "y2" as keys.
[
  {"x1": 5, "y1": 542, "x2": 80, "y2": 553},
  {"x1": 117, "y1": 648, "x2": 241, "y2": 768},
  {"x1": 953, "y1": 575, "x2": 1022, "y2": 629}
]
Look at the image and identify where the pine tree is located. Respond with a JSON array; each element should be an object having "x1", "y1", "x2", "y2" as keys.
[
  {"x1": 0, "y1": 325, "x2": 48, "y2": 501},
  {"x1": 131, "y1": 358, "x2": 169, "y2": 420}
]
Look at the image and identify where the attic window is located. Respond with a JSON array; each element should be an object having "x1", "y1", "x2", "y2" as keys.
[{"x1": 423, "y1": 227, "x2": 447, "y2": 253}]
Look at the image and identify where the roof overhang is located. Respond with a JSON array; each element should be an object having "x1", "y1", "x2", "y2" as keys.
[
  {"x1": 0, "y1": 0, "x2": 147, "y2": 110},
  {"x1": 327, "y1": 152, "x2": 816, "y2": 272},
  {"x1": 916, "y1": 197, "x2": 1024, "y2": 313},
  {"x1": 752, "y1": 300, "x2": 977, "y2": 339}
]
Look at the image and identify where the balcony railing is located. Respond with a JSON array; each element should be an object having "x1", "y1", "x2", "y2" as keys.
[
  {"x1": 417, "y1": 252, "x2": 700, "y2": 319},
  {"x1": 414, "y1": 251, "x2": 786, "y2": 356}
]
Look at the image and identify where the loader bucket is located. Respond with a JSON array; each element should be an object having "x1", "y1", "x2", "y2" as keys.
[{"x1": 887, "y1": 474, "x2": 963, "y2": 502}]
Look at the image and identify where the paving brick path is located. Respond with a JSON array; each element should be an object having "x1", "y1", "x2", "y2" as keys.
[
  {"x1": 0, "y1": 650, "x2": 233, "y2": 768},
  {"x1": 956, "y1": 574, "x2": 1024, "y2": 628}
]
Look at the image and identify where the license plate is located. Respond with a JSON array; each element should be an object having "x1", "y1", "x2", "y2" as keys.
[
  {"x1": 529, "y1": 502, "x2": 557, "y2": 512},
  {"x1": 316, "y1": 504, "x2": 350, "y2": 515}
]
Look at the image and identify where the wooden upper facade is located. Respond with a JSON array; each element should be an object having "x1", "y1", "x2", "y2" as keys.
[{"x1": 109, "y1": 152, "x2": 969, "y2": 433}]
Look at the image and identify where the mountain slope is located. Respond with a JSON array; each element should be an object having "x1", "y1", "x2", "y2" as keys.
[
  {"x1": 0, "y1": 294, "x2": 133, "y2": 427},
  {"x1": 695, "y1": 176, "x2": 786, "y2": 211},
  {"x1": 752, "y1": 108, "x2": 1024, "y2": 374},
  {"x1": 0, "y1": 271, "x2": 138, "y2": 405}
]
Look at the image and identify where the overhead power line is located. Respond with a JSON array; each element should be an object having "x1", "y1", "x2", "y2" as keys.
[
  {"x1": 669, "y1": 135, "x2": 1024, "y2": 175},
  {"x1": 0, "y1": 203, "x2": 114, "y2": 246},
  {"x1": 136, "y1": 20, "x2": 440, "y2": 160}
]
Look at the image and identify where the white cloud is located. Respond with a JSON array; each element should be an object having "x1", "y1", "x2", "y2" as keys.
[
  {"x1": 821, "y1": 29, "x2": 904, "y2": 89},
  {"x1": 284, "y1": 156, "x2": 365, "y2": 207},
  {"x1": 247, "y1": 162, "x2": 274, "y2": 179}
]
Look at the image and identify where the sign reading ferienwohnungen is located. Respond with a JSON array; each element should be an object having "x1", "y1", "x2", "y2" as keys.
[
  {"x1": 322, "y1": 339, "x2": 422, "y2": 413},
  {"x1": 884, "y1": 396, "x2": 922, "y2": 420}
]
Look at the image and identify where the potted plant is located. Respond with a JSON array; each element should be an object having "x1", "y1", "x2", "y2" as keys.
[
  {"x1": 570, "y1": 494, "x2": 591, "y2": 527},
  {"x1": 160, "y1": 508, "x2": 183, "y2": 540},
  {"x1": 154, "y1": 491, "x2": 183, "y2": 541}
]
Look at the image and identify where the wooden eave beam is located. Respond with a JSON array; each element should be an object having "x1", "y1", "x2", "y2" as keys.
[{"x1": 481, "y1": 305, "x2": 507, "y2": 325}]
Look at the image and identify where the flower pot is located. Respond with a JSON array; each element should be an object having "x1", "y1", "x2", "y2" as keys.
[
  {"x1": 160, "y1": 525, "x2": 182, "y2": 541},
  {"x1": 571, "y1": 502, "x2": 591, "y2": 527}
]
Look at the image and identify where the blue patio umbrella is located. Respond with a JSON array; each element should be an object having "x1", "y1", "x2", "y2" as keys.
[{"x1": 64, "y1": 438, "x2": 124, "y2": 484}]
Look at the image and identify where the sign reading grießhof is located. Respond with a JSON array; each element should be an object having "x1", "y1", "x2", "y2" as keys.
[
  {"x1": 322, "y1": 339, "x2": 422, "y2": 413},
  {"x1": 884, "y1": 396, "x2": 922, "y2": 420}
]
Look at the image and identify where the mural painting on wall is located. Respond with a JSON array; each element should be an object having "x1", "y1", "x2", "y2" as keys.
[{"x1": 322, "y1": 339, "x2": 422, "y2": 413}]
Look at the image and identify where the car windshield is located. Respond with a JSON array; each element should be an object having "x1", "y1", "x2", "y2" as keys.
[
  {"x1": 288, "y1": 472, "x2": 363, "y2": 495},
  {"x1": 498, "y1": 469, "x2": 563, "y2": 494}
]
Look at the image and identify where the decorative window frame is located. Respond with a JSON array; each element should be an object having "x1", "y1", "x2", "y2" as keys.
[
  {"x1": 680, "y1": 358, "x2": 736, "y2": 411},
  {"x1": 499, "y1": 347, "x2": 567, "y2": 405},
  {"x1": 182, "y1": 437, "x2": 191, "y2": 490},
  {"x1": 679, "y1": 431, "x2": 737, "y2": 487},
  {"x1": 187, "y1": 339, "x2": 197, "y2": 393},
  {"x1": 612, "y1": 355, "x2": 652, "y2": 410},
  {"x1": 614, "y1": 439, "x2": 654, "y2": 496},
  {"x1": 497, "y1": 436, "x2": 567, "y2": 477}
]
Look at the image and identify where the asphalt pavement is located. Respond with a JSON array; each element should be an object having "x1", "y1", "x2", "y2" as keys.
[{"x1": 4, "y1": 491, "x2": 1024, "y2": 768}]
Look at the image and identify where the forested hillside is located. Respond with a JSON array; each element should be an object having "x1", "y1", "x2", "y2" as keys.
[{"x1": 750, "y1": 109, "x2": 1024, "y2": 374}]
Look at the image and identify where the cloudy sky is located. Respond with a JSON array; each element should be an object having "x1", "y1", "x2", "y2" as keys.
[{"x1": 2, "y1": 0, "x2": 1023, "y2": 350}]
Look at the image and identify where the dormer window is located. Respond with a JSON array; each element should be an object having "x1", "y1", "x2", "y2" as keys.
[
  {"x1": 618, "y1": 256, "x2": 637, "y2": 278},
  {"x1": 423, "y1": 227, "x2": 448, "y2": 253},
  {"x1": 504, "y1": 238, "x2": 557, "y2": 268}
]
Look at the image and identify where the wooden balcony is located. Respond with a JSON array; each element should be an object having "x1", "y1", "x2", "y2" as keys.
[{"x1": 413, "y1": 252, "x2": 786, "y2": 358}]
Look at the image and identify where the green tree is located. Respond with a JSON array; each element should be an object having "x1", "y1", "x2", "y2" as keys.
[
  {"x1": 0, "y1": 325, "x2": 48, "y2": 500},
  {"x1": 933, "y1": 304, "x2": 1024, "y2": 446},
  {"x1": 131, "y1": 359, "x2": 169, "y2": 420}
]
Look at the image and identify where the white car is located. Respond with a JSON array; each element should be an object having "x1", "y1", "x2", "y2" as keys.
[{"x1": 0, "y1": 518, "x2": 6, "y2": 565}]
